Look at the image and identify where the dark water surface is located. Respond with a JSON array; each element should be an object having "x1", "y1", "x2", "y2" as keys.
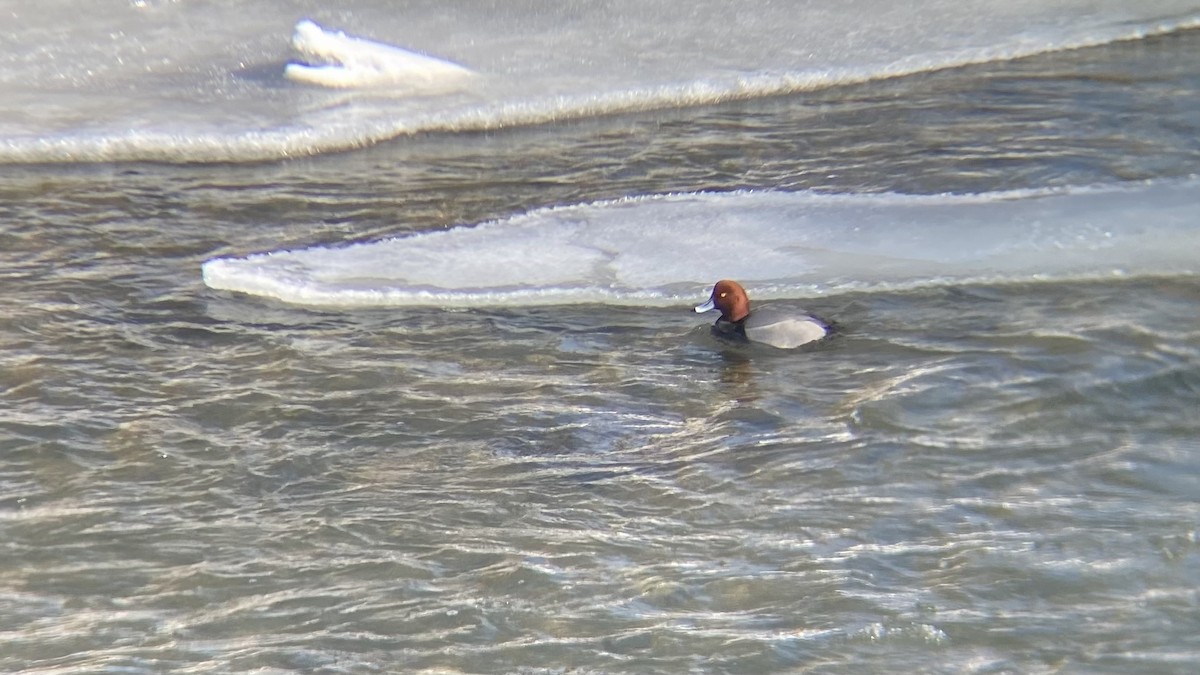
[{"x1": 2, "y1": 31, "x2": 1199, "y2": 674}]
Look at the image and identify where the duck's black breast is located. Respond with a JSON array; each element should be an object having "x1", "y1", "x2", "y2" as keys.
[{"x1": 711, "y1": 318, "x2": 749, "y2": 343}]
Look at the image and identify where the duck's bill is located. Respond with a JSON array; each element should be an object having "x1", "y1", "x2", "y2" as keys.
[{"x1": 694, "y1": 298, "x2": 716, "y2": 313}]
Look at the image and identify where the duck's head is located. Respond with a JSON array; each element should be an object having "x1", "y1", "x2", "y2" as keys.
[{"x1": 694, "y1": 279, "x2": 750, "y2": 323}]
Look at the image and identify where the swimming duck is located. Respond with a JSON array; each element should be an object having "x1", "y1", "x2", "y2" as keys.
[{"x1": 694, "y1": 280, "x2": 829, "y2": 349}]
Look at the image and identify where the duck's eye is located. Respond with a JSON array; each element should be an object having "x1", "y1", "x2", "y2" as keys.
[{"x1": 719, "y1": 292, "x2": 727, "y2": 298}]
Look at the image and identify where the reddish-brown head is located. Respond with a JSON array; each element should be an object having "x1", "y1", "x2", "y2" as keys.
[{"x1": 700, "y1": 279, "x2": 751, "y2": 323}]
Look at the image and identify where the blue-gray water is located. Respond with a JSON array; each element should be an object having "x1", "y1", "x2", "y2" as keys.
[{"x1": 2, "y1": 28, "x2": 1200, "y2": 675}]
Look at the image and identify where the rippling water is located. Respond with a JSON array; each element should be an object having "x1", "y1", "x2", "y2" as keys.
[{"x1": 2, "y1": 31, "x2": 1200, "y2": 674}]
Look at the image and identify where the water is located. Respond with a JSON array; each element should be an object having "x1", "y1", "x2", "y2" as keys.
[{"x1": 3, "y1": 2, "x2": 1200, "y2": 673}]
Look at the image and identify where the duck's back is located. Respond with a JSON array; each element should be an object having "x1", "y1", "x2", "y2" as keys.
[{"x1": 743, "y1": 306, "x2": 828, "y2": 349}]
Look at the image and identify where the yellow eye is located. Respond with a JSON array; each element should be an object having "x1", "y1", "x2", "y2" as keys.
[{"x1": 719, "y1": 292, "x2": 727, "y2": 298}]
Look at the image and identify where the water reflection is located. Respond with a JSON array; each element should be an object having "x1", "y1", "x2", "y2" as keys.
[{"x1": 717, "y1": 348, "x2": 761, "y2": 406}]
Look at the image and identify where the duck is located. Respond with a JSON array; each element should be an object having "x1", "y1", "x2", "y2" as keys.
[{"x1": 694, "y1": 280, "x2": 829, "y2": 349}]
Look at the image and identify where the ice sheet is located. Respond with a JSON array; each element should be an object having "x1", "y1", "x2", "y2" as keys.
[
  {"x1": 202, "y1": 179, "x2": 1200, "y2": 307},
  {"x1": 3, "y1": 0, "x2": 1198, "y2": 162}
]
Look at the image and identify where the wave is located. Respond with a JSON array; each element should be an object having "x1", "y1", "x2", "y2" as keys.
[
  {"x1": 202, "y1": 178, "x2": 1200, "y2": 308},
  {"x1": 2, "y1": 1, "x2": 1199, "y2": 163}
]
